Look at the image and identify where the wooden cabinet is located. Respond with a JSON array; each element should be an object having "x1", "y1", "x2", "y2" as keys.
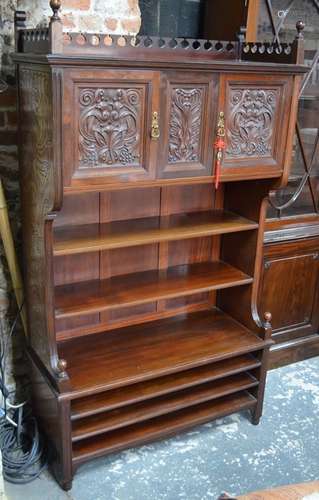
[
  {"x1": 246, "y1": 2, "x2": 319, "y2": 367},
  {"x1": 259, "y1": 234, "x2": 319, "y2": 367},
  {"x1": 62, "y1": 69, "x2": 161, "y2": 184},
  {"x1": 62, "y1": 67, "x2": 298, "y2": 189},
  {"x1": 15, "y1": 14, "x2": 304, "y2": 490}
]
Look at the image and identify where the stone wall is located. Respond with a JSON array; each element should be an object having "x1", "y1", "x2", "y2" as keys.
[{"x1": 0, "y1": 0, "x2": 141, "y2": 394}]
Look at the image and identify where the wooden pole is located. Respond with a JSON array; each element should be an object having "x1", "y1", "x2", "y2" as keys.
[
  {"x1": 0, "y1": 180, "x2": 27, "y2": 334},
  {"x1": 246, "y1": 0, "x2": 261, "y2": 42}
]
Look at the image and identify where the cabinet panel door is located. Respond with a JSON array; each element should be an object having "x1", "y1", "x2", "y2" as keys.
[
  {"x1": 62, "y1": 69, "x2": 160, "y2": 187},
  {"x1": 220, "y1": 74, "x2": 293, "y2": 180},
  {"x1": 158, "y1": 72, "x2": 219, "y2": 178},
  {"x1": 260, "y1": 239, "x2": 319, "y2": 343}
]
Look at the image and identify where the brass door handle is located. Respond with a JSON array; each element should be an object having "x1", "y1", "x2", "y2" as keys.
[{"x1": 151, "y1": 111, "x2": 160, "y2": 140}]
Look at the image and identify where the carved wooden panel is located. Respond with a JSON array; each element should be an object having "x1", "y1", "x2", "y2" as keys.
[
  {"x1": 62, "y1": 69, "x2": 160, "y2": 186},
  {"x1": 221, "y1": 75, "x2": 292, "y2": 179},
  {"x1": 19, "y1": 67, "x2": 60, "y2": 377},
  {"x1": 159, "y1": 74, "x2": 217, "y2": 178},
  {"x1": 78, "y1": 87, "x2": 143, "y2": 169},
  {"x1": 225, "y1": 88, "x2": 278, "y2": 159},
  {"x1": 168, "y1": 88, "x2": 203, "y2": 164}
]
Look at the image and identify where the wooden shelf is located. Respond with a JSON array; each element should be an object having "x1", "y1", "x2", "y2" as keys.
[
  {"x1": 71, "y1": 354, "x2": 261, "y2": 420},
  {"x1": 59, "y1": 309, "x2": 267, "y2": 397},
  {"x1": 55, "y1": 261, "x2": 253, "y2": 319},
  {"x1": 72, "y1": 373, "x2": 258, "y2": 441},
  {"x1": 53, "y1": 210, "x2": 258, "y2": 256},
  {"x1": 72, "y1": 391, "x2": 256, "y2": 465}
]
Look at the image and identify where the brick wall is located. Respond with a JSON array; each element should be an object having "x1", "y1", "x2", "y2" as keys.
[
  {"x1": 0, "y1": 0, "x2": 141, "y2": 392},
  {"x1": 18, "y1": 0, "x2": 141, "y2": 33}
]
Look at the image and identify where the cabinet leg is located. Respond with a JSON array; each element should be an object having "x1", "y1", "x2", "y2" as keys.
[
  {"x1": 61, "y1": 479, "x2": 73, "y2": 491},
  {"x1": 251, "y1": 409, "x2": 261, "y2": 426}
]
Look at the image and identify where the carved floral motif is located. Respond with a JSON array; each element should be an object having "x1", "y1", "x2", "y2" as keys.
[
  {"x1": 168, "y1": 88, "x2": 203, "y2": 163},
  {"x1": 78, "y1": 88, "x2": 142, "y2": 168},
  {"x1": 226, "y1": 88, "x2": 277, "y2": 159}
]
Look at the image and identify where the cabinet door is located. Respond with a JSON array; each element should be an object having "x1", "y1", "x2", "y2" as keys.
[
  {"x1": 62, "y1": 69, "x2": 160, "y2": 187},
  {"x1": 219, "y1": 74, "x2": 293, "y2": 180},
  {"x1": 260, "y1": 238, "x2": 319, "y2": 344},
  {"x1": 158, "y1": 72, "x2": 219, "y2": 178}
]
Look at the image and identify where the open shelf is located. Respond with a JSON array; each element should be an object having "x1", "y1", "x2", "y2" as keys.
[
  {"x1": 71, "y1": 373, "x2": 258, "y2": 441},
  {"x1": 53, "y1": 210, "x2": 258, "y2": 256},
  {"x1": 72, "y1": 391, "x2": 256, "y2": 465},
  {"x1": 71, "y1": 354, "x2": 261, "y2": 420},
  {"x1": 55, "y1": 261, "x2": 253, "y2": 319},
  {"x1": 59, "y1": 308, "x2": 267, "y2": 397}
]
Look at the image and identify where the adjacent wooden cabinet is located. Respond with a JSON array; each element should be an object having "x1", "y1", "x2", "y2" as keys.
[
  {"x1": 14, "y1": 12, "x2": 305, "y2": 490},
  {"x1": 260, "y1": 233, "x2": 319, "y2": 366}
]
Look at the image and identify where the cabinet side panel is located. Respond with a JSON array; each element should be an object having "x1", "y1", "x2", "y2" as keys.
[
  {"x1": 29, "y1": 355, "x2": 73, "y2": 489},
  {"x1": 18, "y1": 65, "x2": 59, "y2": 377}
]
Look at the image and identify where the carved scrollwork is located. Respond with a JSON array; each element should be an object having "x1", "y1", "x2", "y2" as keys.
[
  {"x1": 168, "y1": 88, "x2": 203, "y2": 163},
  {"x1": 226, "y1": 88, "x2": 278, "y2": 159},
  {"x1": 78, "y1": 87, "x2": 142, "y2": 168}
]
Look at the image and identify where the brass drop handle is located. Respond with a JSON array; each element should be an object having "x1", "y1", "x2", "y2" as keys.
[{"x1": 151, "y1": 111, "x2": 160, "y2": 140}]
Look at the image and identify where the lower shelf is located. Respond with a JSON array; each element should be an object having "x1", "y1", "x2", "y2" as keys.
[
  {"x1": 59, "y1": 308, "x2": 267, "y2": 397},
  {"x1": 72, "y1": 391, "x2": 256, "y2": 466},
  {"x1": 71, "y1": 372, "x2": 258, "y2": 441},
  {"x1": 71, "y1": 353, "x2": 261, "y2": 420}
]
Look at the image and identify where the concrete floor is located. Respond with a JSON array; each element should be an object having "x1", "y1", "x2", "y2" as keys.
[{"x1": 4, "y1": 356, "x2": 319, "y2": 500}]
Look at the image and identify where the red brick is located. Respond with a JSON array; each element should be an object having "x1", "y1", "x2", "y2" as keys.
[
  {"x1": 61, "y1": 13, "x2": 76, "y2": 30},
  {"x1": 105, "y1": 18, "x2": 118, "y2": 31},
  {"x1": 128, "y1": 0, "x2": 140, "y2": 15},
  {"x1": 63, "y1": 0, "x2": 90, "y2": 10},
  {"x1": 121, "y1": 17, "x2": 141, "y2": 34},
  {"x1": 0, "y1": 87, "x2": 17, "y2": 107}
]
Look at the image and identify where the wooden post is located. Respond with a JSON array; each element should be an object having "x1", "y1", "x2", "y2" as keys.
[
  {"x1": 49, "y1": 0, "x2": 63, "y2": 54},
  {"x1": 245, "y1": 0, "x2": 261, "y2": 42},
  {"x1": 292, "y1": 21, "x2": 305, "y2": 65},
  {"x1": 0, "y1": 180, "x2": 27, "y2": 334}
]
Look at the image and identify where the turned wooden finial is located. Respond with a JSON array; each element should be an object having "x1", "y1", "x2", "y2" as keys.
[
  {"x1": 50, "y1": 0, "x2": 62, "y2": 21},
  {"x1": 57, "y1": 358, "x2": 67, "y2": 376},
  {"x1": 264, "y1": 311, "x2": 272, "y2": 324},
  {"x1": 296, "y1": 21, "x2": 305, "y2": 38}
]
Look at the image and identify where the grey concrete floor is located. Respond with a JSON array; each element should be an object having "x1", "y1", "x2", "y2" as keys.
[{"x1": 4, "y1": 356, "x2": 319, "y2": 500}]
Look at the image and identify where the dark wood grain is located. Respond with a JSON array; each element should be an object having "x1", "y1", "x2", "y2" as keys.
[
  {"x1": 55, "y1": 261, "x2": 253, "y2": 319},
  {"x1": 71, "y1": 354, "x2": 261, "y2": 420},
  {"x1": 72, "y1": 373, "x2": 258, "y2": 441},
  {"x1": 15, "y1": 17, "x2": 303, "y2": 488},
  {"x1": 53, "y1": 210, "x2": 259, "y2": 256},
  {"x1": 259, "y1": 236, "x2": 319, "y2": 367},
  {"x1": 58, "y1": 309, "x2": 268, "y2": 397},
  {"x1": 72, "y1": 391, "x2": 256, "y2": 465}
]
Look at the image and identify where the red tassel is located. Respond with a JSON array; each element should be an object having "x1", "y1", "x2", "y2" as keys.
[
  {"x1": 214, "y1": 138, "x2": 225, "y2": 190},
  {"x1": 215, "y1": 158, "x2": 221, "y2": 189}
]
